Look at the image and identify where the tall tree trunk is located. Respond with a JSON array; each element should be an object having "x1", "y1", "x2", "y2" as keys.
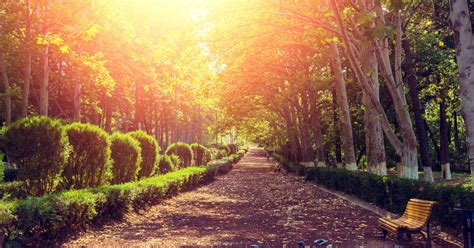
[
  {"x1": 22, "y1": 0, "x2": 32, "y2": 117},
  {"x1": 73, "y1": 83, "x2": 81, "y2": 121},
  {"x1": 299, "y1": 93, "x2": 314, "y2": 164},
  {"x1": 0, "y1": 51, "x2": 11, "y2": 125},
  {"x1": 329, "y1": 42, "x2": 357, "y2": 170},
  {"x1": 361, "y1": 40, "x2": 387, "y2": 176},
  {"x1": 283, "y1": 106, "x2": 300, "y2": 162},
  {"x1": 448, "y1": 0, "x2": 474, "y2": 189},
  {"x1": 402, "y1": 38, "x2": 435, "y2": 182},
  {"x1": 104, "y1": 97, "x2": 112, "y2": 133},
  {"x1": 39, "y1": 46, "x2": 49, "y2": 116},
  {"x1": 165, "y1": 120, "x2": 169, "y2": 148},
  {"x1": 310, "y1": 92, "x2": 326, "y2": 167},
  {"x1": 425, "y1": 119, "x2": 441, "y2": 160},
  {"x1": 440, "y1": 97, "x2": 452, "y2": 179},
  {"x1": 332, "y1": 90, "x2": 343, "y2": 168}
]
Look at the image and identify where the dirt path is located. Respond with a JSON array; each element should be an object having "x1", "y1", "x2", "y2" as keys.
[{"x1": 64, "y1": 148, "x2": 458, "y2": 247}]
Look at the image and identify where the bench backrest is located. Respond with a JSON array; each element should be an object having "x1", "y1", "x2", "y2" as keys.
[{"x1": 401, "y1": 198, "x2": 437, "y2": 228}]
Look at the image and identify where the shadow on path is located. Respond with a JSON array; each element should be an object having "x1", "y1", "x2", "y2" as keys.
[{"x1": 64, "y1": 148, "x2": 458, "y2": 247}]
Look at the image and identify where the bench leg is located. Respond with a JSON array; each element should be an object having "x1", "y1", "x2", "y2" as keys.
[
  {"x1": 426, "y1": 223, "x2": 432, "y2": 248},
  {"x1": 396, "y1": 230, "x2": 405, "y2": 241},
  {"x1": 381, "y1": 229, "x2": 388, "y2": 239},
  {"x1": 405, "y1": 232, "x2": 412, "y2": 240}
]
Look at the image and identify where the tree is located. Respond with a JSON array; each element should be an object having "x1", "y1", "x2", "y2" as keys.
[{"x1": 448, "y1": 0, "x2": 474, "y2": 188}]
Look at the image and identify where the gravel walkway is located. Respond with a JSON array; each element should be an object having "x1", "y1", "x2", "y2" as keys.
[{"x1": 64, "y1": 148, "x2": 459, "y2": 247}]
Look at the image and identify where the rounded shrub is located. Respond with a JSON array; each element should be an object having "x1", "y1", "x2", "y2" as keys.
[
  {"x1": 217, "y1": 149, "x2": 228, "y2": 159},
  {"x1": 228, "y1": 144, "x2": 238, "y2": 154},
  {"x1": 110, "y1": 133, "x2": 142, "y2": 184},
  {"x1": 63, "y1": 123, "x2": 112, "y2": 190},
  {"x1": 128, "y1": 130, "x2": 160, "y2": 178},
  {"x1": 4, "y1": 116, "x2": 70, "y2": 195},
  {"x1": 157, "y1": 155, "x2": 175, "y2": 174},
  {"x1": 222, "y1": 145, "x2": 231, "y2": 155},
  {"x1": 165, "y1": 142, "x2": 193, "y2": 167},
  {"x1": 191, "y1": 143, "x2": 211, "y2": 166}
]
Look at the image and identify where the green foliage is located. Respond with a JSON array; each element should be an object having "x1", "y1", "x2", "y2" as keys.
[
  {"x1": 0, "y1": 181, "x2": 27, "y2": 200},
  {"x1": 0, "y1": 152, "x2": 4, "y2": 182},
  {"x1": 165, "y1": 142, "x2": 193, "y2": 167},
  {"x1": 63, "y1": 123, "x2": 112, "y2": 190},
  {"x1": 304, "y1": 167, "x2": 474, "y2": 230},
  {"x1": 109, "y1": 133, "x2": 142, "y2": 184},
  {"x1": 3, "y1": 116, "x2": 70, "y2": 196},
  {"x1": 221, "y1": 144, "x2": 231, "y2": 155},
  {"x1": 191, "y1": 143, "x2": 211, "y2": 165},
  {"x1": 212, "y1": 148, "x2": 228, "y2": 160},
  {"x1": 128, "y1": 130, "x2": 160, "y2": 178},
  {"x1": 157, "y1": 155, "x2": 175, "y2": 174}
]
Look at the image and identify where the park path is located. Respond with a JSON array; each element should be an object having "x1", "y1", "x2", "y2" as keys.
[{"x1": 64, "y1": 148, "x2": 457, "y2": 247}]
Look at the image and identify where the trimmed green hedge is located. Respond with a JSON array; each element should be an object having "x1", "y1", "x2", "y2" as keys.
[
  {"x1": 157, "y1": 154, "x2": 175, "y2": 174},
  {"x1": 3, "y1": 116, "x2": 71, "y2": 196},
  {"x1": 110, "y1": 133, "x2": 142, "y2": 184},
  {"x1": 165, "y1": 142, "x2": 193, "y2": 167},
  {"x1": 0, "y1": 153, "x2": 244, "y2": 246},
  {"x1": 191, "y1": 143, "x2": 211, "y2": 166},
  {"x1": 304, "y1": 167, "x2": 474, "y2": 230},
  {"x1": 63, "y1": 123, "x2": 112, "y2": 190}
]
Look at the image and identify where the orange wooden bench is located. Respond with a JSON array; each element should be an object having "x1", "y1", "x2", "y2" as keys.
[{"x1": 379, "y1": 198, "x2": 437, "y2": 246}]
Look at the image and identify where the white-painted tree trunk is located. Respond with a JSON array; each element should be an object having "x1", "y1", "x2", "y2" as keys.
[
  {"x1": 441, "y1": 163, "x2": 452, "y2": 180},
  {"x1": 369, "y1": 162, "x2": 387, "y2": 176},
  {"x1": 448, "y1": 0, "x2": 474, "y2": 189},
  {"x1": 317, "y1": 161, "x2": 327, "y2": 167}
]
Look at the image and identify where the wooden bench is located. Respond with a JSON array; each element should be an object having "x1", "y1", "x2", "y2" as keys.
[{"x1": 378, "y1": 198, "x2": 437, "y2": 246}]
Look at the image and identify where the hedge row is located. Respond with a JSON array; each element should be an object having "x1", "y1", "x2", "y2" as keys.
[
  {"x1": 1, "y1": 117, "x2": 228, "y2": 195},
  {"x1": 302, "y1": 167, "x2": 474, "y2": 231},
  {"x1": 0, "y1": 152, "x2": 245, "y2": 246}
]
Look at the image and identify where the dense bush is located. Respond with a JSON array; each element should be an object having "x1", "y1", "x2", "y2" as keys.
[
  {"x1": 228, "y1": 144, "x2": 238, "y2": 154},
  {"x1": 128, "y1": 130, "x2": 160, "y2": 178},
  {"x1": 157, "y1": 154, "x2": 175, "y2": 174},
  {"x1": 3, "y1": 116, "x2": 70, "y2": 195},
  {"x1": 63, "y1": 123, "x2": 112, "y2": 190},
  {"x1": 213, "y1": 149, "x2": 227, "y2": 160},
  {"x1": 304, "y1": 166, "x2": 474, "y2": 230},
  {"x1": 222, "y1": 144, "x2": 231, "y2": 155},
  {"x1": 191, "y1": 143, "x2": 211, "y2": 166},
  {"x1": 165, "y1": 142, "x2": 193, "y2": 167},
  {"x1": 0, "y1": 152, "x2": 244, "y2": 245},
  {"x1": 110, "y1": 133, "x2": 142, "y2": 184},
  {"x1": 0, "y1": 181, "x2": 27, "y2": 199}
]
